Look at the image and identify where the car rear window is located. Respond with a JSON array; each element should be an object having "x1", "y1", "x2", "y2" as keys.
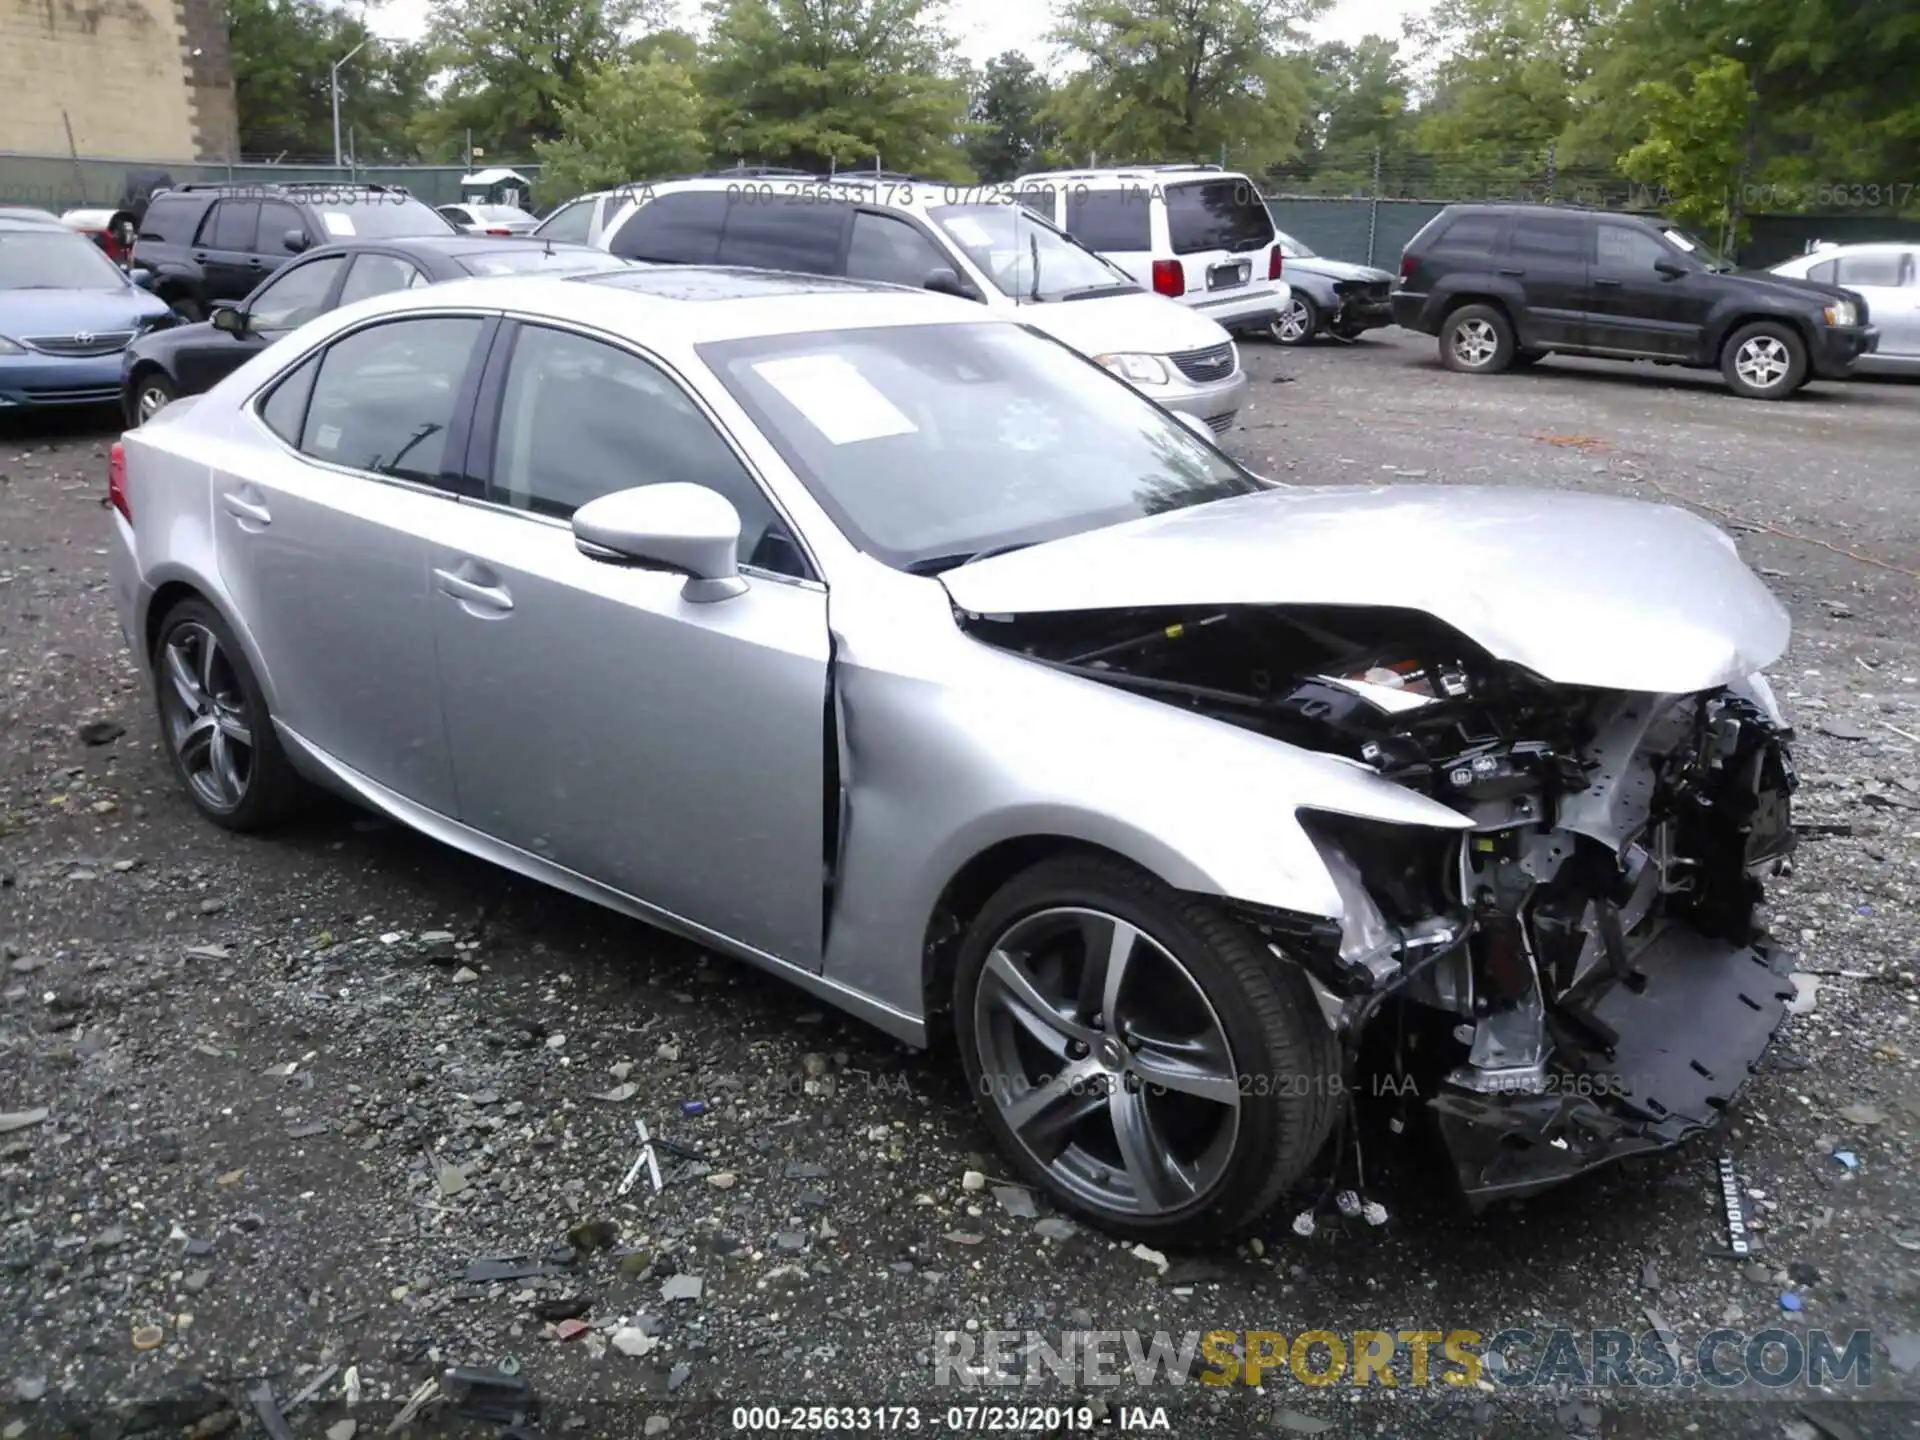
[
  {"x1": 717, "y1": 196, "x2": 848, "y2": 275},
  {"x1": 1165, "y1": 180, "x2": 1275, "y2": 255},
  {"x1": 1065, "y1": 190, "x2": 1152, "y2": 251},
  {"x1": 609, "y1": 191, "x2": 728, "y2": 264}
]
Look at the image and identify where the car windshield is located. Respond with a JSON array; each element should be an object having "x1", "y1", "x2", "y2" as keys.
[
  {"x1": 303, "y1": 194, "x2": 457, "y2": 240},
  {"x1": 928, "y1": 205, "x2": 1138, "y2": 303},
  {"x1": 0, "y1": 229, "x2": 127, "y2": 290},
  {"x1": 456, "y1": 247, "x2": 632, "y2": 276},
  {"x1": 1273, "y1": 229, "x2": 1315, "y2": 259},
  {"x1": 701, "y1": 321, "x2": 1271, "y2": 572},
  {"x1": 1660, "y1": 226, "x2": 1731, "y2": 272}
]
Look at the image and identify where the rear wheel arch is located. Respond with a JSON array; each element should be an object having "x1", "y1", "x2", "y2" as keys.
[
  {"x1": 1438, "y1": 290, "x2": 1516, "y2": 331},
  {"x1": 143, "y1": 578, "x2": 280, "y2": 716}
]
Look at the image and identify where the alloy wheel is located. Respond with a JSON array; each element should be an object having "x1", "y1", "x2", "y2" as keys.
[
  {"x1": 971, "y1": 906, "x2": 1241, "y2": 1217},
  {"x1": 1274, "y1": 298, "x2": 1313, "y2": 343},
  {"x1": 137, "y1": 385, "x2": 170, "y2": 423},
  {"x1": 1734, "y1": 335, "x2": 1790, "y2": 390},
  {"x1": 158, "y1": 622, "x2": 255, "y2": 811},
  {"x1": 1451, "y1": 318, "x2": 1499, "y2": 368}
]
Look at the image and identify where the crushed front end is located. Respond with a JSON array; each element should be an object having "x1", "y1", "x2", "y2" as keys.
[{"x1": 963, "y1": 603, "x2": 1800, "y2": 1208}]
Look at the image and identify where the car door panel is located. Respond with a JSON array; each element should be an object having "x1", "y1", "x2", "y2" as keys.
[
  {"x1": 1502, "y1": 216, "x2": 1589, "y2": 348},
  {"x1": 1585, "y1": 222, "x2": 1710, "y2": 358},
  {"x1": 210, "y1": 314, "x2": 492, "y2": 815},
  {"x1": 430, "y1": 510, "x2": 830, "y2": 967},
  {"x1": 195, "y1": 200, "x2": 259, "y2": 301}
]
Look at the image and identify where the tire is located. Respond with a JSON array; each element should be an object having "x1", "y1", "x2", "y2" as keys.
[
  {"x1": 953, "y1": 853, "x2": 1341, "y2": 1242},
  {"x1": 1269, "y1": 294, "x2": 1320, "y2": 346},
  {"x1": 131, "y1": 370, "x2": 176, "y2": 427},
  {"x1": 151, "y1": 598, "x2": 303, "y2": 831},
  {"x1": 1438, "y1": 303, "x2": 1516, "y2": 374},
  {"x1": 1721, "y1": 321, "x2": 1807, "y2": 400},
  {"x1": 167, "y1": 294, "x2": 205, "y2": 324}
]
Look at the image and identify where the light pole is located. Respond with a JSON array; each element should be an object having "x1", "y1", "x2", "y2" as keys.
[{"x1": 331, "y1": 38, "x2": 368, "y2": 169}]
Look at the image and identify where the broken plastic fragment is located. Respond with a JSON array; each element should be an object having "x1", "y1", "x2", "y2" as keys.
[
  {"x1": 1334, "y1": 1190, "x2": 1362, "y2": 1218},
  {"x1": 1291, "y1": 1211, "x2": 1316, "y2": 1238},
  {"x1": 1361, "y1": 1201, "x2": 1388, "y2": 1227}
]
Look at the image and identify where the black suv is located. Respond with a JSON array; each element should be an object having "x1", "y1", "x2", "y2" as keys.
[
  {"x1": 131, "y1": 182, "x2": 455, "y2": 320},
  {"x1": 1391, "y1": 204, "x2": 1880, "y2": 399}
]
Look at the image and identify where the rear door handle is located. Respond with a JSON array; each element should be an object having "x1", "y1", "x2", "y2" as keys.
[
  {"x1": 220, "y1": 490, "x2": 271, "y2": 527},
  {"x1": 193, "y1": 251, "x2": 210, "y2": 263},
  {"x1": 434, "y1": 565, "x2": 514, "y2": 614},
  {"x1": 1593, "y1": 278, "x2": 1622, "y2": 288}
]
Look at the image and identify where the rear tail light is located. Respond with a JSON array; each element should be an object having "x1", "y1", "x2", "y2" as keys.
[
  {"x1": 1268, "y1": 246, "x2": 1284, "y2": 280},
  {"x1": 486, "y1": 226, "x2": 512, "y2": 236},
  {"x1": 1151, "y1": 259, "x2": 1185, "y2": 298},
  {"x1": 1399, "y1": 253, "x2": 1419, "y2": 283},
  {"x1": 109, "y1": 442, "x2": 130, "y2": 524}
]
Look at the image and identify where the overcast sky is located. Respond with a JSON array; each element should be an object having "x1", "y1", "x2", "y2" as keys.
[{"x1": 366, "y1": 0, "x2": 1436, "y2": 65}]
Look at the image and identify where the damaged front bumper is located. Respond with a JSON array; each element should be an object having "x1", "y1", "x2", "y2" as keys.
[{"x1": 1431, "y1": 928, "x2": 1795, "y2": 1208}]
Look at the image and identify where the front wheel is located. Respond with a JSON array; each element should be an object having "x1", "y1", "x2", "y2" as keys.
[
  {"x1": 131, "y1": 370, "x2": 176, "y2": 426},
  {"x1": 1721, "y1": 321, "x2": 1808, "y2": 399},
  {"x1": 1270, "y1": 294, "x2": 1320, "y2": 346},
  {"x1": 152, "y1": 599, "x2": 303, "y2": 831},
  {"x1": 954, "y1": 854, "x2": 1340, "y2": 1242}
]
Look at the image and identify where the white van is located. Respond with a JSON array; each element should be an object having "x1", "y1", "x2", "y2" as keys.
[
  {"x1": 1013, "y1": 165, "x2": 1289, "y2": 340},
  {"x1": 596, "y1": 175, "x2": 1249, "y2": 433}
]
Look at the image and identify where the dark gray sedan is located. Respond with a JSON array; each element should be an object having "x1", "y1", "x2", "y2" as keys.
[{"x1": 1270, "y1": 229, "x2": 1396, "y2": 345}]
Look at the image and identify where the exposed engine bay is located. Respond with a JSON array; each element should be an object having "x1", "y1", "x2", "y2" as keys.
[{"x1": 963, "y1": 602, "x2": 1800, "y2": 1206}]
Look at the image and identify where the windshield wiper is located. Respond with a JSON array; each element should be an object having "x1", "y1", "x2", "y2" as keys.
[
  {"x1": 1059, "y1": 283, "x2": 1138, "y2": 301},
  {"x1": 904, "y1": 539, "x2": 1037, "y2": 576}
]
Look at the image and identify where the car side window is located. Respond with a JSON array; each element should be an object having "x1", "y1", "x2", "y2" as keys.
[
  {"x1": 846, "y1": 211, "x2": 950, "y2": 288},
  {"x1": 298, "y1": 317, "x2": 483, "y2": 485},
  {"x1": 1595, "y1": 223, "x2": 1668, "y2": 273},
  {"x1": 1065, "y1": 191, "x2": 1152, "y2": 251},
  {"x1": 1807, "y1": 259, "x2": 1838, "y2": 284},
  {"x1": 490, "y1": 325, "x2": 803, "y2": 575},
  {"x1": 1508, "y1": 217, "x2": 1586, "y2": 260},
  {"x1": 1833, "y1": 253, "x2": 1903, "y2": 287},
  {"x1": 337, "y1": 252, "x2": 428, "y2": 307},
  {"x1": 535, "y1": 199, "x2": 593, "y2": 244},
  {"x1": 1436, "y1": 212, "x2": 1506, "y2": 250},
  {"x1": 139, "y1": 194, "x2": 200, "y2": 243},
  {"x1": 718, "y1": 197, "x2": 847, "y2": 275},
  {"x1": 443, "y1": 206, "x2": 472, "y2": 226},
  {"x1": 259, "y1": 352, "x2": 320, "y2": 444},
  {"x1": 249, "y1": 254, "x2": 346, "y2": 333},
  {"x1": 201, "y1": 200, "x2": 259, "y2": 250},
  {"x1": 608, "y1": 192, "x2": 727, "y2": 263},
  {"x1": 258, "y1": 200, "x2": 307, "y2": 254}
]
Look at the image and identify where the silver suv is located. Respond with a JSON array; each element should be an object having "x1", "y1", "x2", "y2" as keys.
[{"x1": 596, "y1": 173, "x2": 1249, "y2": 432}]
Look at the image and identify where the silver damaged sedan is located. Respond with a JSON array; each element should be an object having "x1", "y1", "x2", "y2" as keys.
[{"x1": 107, "y1": 266, "x2": 1799, "y2": 1240}]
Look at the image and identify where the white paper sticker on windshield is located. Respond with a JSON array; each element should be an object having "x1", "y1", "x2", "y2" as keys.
[
  {"x1": 321, "y1": 212, "x2": 356, "y2": 236},
  {"x1": 752, "y1": 355, "x2": 917, "y2": 445},
  {"x1": 313, "y1": 423, "x2": 341, "y2": 452},
  {"x1": 944, "y1": 215, "x2": 992, "y2": 248},
  {"x1": 1662, "y1": 229, "x2": 1695, "y2": 252}
]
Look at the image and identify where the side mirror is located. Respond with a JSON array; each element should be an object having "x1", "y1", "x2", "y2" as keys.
[
  {"x1": 1654, "y1": 258, "x2": 1686, "y2": 279},
  {"x1": 283, "y1": 228, "x2": 310, "y2": 254},
  {"x1": 572, "y1": 483, "x2": 747, "y2": 603},
  {"x1": 210, "y1": 303, "x2": 247, "y2": 335},
  {"x1": 1171, "y1": 411, "x2": 1216, "y2": 444},
  {"x1": 923, "y1": 266, "x2": 975, "y2": 300},
  {"x1": 128, "y1": 266, "x2": 156, "y2": 290}
]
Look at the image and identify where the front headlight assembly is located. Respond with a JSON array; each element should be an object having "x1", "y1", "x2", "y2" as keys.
[
  {"x1": 1822, "y1": 300, "x2": 1857, "y2": 327},
  {"x1": 1095, "y1": 352, "x2": 1171, "y2": 386}
]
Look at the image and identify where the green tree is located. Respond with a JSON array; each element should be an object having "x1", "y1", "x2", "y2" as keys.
[
  {"x1": 532, "y1": 55, "x2": 710, "y2": 197},
  {"x1": 1046, "y1": 0, "x2": 1325, "y2": 174},
  {"x1": 701, "y1": 0, "x2": 973, "y2": 178},
  {"x1": 1290, "y1": 36, "x2": 1412, "y2": 189},
  {"x1": 229, "y1": 0, "x2": 431, "y2": 160},
  {"x1": 1620, "y1": 53, "x2": 1753, "y2": 241},
  {"x1": 421, "y1": 0, "x2": 662, "y2": 155},
  {"x1": 966, "y1": 51, "x2": 1060, "y2": 181}
]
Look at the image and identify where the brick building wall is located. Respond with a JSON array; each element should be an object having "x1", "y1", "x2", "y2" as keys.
[{"x1": 0, "y1": 0, "x2": 237, "y2": 164}]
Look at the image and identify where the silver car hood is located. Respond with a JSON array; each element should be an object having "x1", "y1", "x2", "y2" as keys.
[
  {"x1": 941, "y1": 486, "x2": 1789, "y2": 694},
  {"x1": 1289, "y1": 256, "x2": 1395, "y2": 284}
]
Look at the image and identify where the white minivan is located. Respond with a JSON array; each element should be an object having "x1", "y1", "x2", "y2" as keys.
[
  {"x1": 595, "y1": 175, "x2": 1250, "y2": 433},
  {"x1": 1013, "y1": 165, "x2": 1290, "y2": 341}
]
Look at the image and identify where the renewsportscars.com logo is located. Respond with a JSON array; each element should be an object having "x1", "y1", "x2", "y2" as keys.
[{"x1": 934, "y1": 1327, "x2": 1877, "y2": 1391}]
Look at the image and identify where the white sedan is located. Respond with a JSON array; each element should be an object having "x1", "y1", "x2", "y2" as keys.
[{"x1": 1771, "y1": 242, "x2": 1919, "y2": 373}]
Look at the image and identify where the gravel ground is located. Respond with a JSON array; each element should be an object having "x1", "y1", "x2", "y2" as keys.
[{"x1": 2, "y1": 331, "x2": 1918, "y2": 1440}]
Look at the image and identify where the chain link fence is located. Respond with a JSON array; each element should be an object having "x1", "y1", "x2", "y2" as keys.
[{"x1": 0, "y1": 152, "x2": 546, "y2": 212}]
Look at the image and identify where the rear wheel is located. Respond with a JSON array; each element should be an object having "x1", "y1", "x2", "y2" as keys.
[
  {"x1": 152, "y1": 599, "x2": 303, "y2": 831},
  {"x1": 1439, "y1": 304, "x2": 1516, "y2": 374},
  {"x1": 954, "y1": 854, "x2": 1340, "y2": 1242},
  {"x1": 1270, "y1": 294, "x2": 1320, "y2": 346},
  {"x1": 1721, "y1": 321, "x2": 1807, "y2": 399},
  {"x1": 132, "y1": 371, "x2": 176, "y2": 425}
]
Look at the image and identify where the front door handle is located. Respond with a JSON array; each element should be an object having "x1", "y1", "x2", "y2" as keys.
[
  {"x1": 193, "y1": 251, "x2": 210, "y2": 263},
  {"x1": 433, "y1": 566, "x2": 514, "y2": 614},
  {"x1": 1593, "y1": 278, "x2": 1622, "y2": 288},
  {"x1": 1497, "y1": 267, "x2": 1525, "y2": 277},
  {"x1": 220, "y1": 490, "x2": 271, "y2": 527}
]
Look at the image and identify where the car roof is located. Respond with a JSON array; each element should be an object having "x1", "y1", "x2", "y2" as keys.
[
  {"x1": 0, "y1": 216, "x2": 90, "y2": 234},
  {"x1": 631, "y1": 175, "x2": 963, "y2": 214},
  {"x1": 291, "y1": 235, "x2": 605, "y2": 263},
  {"x1": 1017, "y1": 165, "x2": 1251, "y2": 186},
  {"x1": 351, "y1": 264, "x2": 996, "y2": 345}
]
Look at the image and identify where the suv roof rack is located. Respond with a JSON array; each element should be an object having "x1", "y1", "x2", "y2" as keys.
[{"x1": 165, "y1": 179, "x2": 409, "y2": 195}]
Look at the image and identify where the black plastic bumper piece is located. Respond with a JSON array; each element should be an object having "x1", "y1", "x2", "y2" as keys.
[{"x1": 1432, "y1": 928, "x2": 1796, "y2": 1210}]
